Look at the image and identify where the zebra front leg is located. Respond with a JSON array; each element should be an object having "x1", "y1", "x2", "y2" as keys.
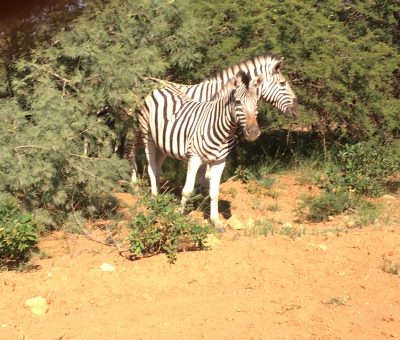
[
  {"x1": 181, "y1": 156, "x2": 202, "y2": 213},
  {"x1": 208, "y1": 159, "x2": 226, "y2": 231}
]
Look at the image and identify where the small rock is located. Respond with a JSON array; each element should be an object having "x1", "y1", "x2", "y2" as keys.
[
  {"x1": 284, "y1": 222, "x2": 293, "y2": 228},
  {"x1": 205, "y1": 234, "x2": 221, "y2": 248},
  {"x1": 328, "y1": 216, "x2": 334, "y2": 221},
  {"x1": 246, "y1": 218, "x2": 255, "y2": 229},
  {"x1": 227, "y1": 215, "x2": 245, "y2": 230},
  {"x1": 381, "y1": 194, "x2": 396, "y2": 200},
  {"x1": 24, "y1": 297, "x2": 48, "y2": 315},
  {"x1": 347, "y1": 220, "x2": 355, "y2": 228},
  {"x1": 1, "y1": 324, "x2": 7, "y2": 328},
  {"x1": 100, "y1": 263, "x2": 116, "y2": 272},
  {"x1": 143, "y1": 293, "x2": 154, "y2": 301},
  {"x1": 318, "y1": 244, "x2": 327, "y2": 251}
]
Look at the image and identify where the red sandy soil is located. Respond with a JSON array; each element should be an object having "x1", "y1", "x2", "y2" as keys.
[{"x1": 1, "y1": 174, "x2": 399, "y2": 340}]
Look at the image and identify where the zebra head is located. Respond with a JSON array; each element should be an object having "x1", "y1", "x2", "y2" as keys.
[
  {"x1": 261, "y1": 57, "x2": 299, "y2": 118},
  {"x1": 230, "y1": 72, "x2": 264, "y2": 142}
]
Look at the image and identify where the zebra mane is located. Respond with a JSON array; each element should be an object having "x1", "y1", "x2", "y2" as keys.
[
  {"x1": 142, "y1": 76, "x2": 192, "y2": 99},
  {"x1": 143, "y1": 53, "x2": 281, "y2": 89},
  {"x1": 141, "y1": 76, "x2": 188, "y2": 90},
  {"x1": 204, "y1": 53, "x2": 282, "y2": 83},
  {"x1": 143, "y1": 75, "x2": 239, "y2": 103}
]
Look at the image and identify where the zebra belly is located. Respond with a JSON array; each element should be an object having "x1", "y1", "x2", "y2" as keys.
[{"x1": 188, "y1": 135, "x2": 236, "y2": 163}]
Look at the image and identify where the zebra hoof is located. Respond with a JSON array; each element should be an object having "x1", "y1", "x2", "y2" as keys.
[
  {"x1": 215, "y1": 226, "x2": 226, "y2": 233},
  {"x1": 211, "y1": 219, "x2": 226, "y2": 233}
]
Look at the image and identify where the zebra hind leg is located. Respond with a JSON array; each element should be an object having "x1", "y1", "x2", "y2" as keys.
[
  {"x1": 196, "y1": 164, "x2": 210, "y2": 194},
  {"x1": 126, "y1": 134, "x2": 142, "y2": 184}
]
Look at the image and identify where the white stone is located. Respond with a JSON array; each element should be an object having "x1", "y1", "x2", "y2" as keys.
[
  {"x1": 100, "y1": 263, "x2": 116, "y2": 272},
  {"x1": 24, "y1": 297, "x2": 48, "y2": 315},
  {"x1": 227, "y1": 215, "x2": 245, "y2": 230}
]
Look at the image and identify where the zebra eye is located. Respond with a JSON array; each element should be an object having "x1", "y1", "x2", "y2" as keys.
[{"x1": 279, "y1": 81, "x2": 286, "y2": 87}]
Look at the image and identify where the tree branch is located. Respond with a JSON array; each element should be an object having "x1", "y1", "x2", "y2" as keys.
[{"x1": 30, "y1": 63, "x2": 80, "y2": 93}]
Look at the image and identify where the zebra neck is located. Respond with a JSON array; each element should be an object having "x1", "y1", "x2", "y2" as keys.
[{"x1": 185, "y1": 55, "x2": 275, "y2": 101}]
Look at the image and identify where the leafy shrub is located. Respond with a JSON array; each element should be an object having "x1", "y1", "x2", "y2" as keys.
[
  {"x1": 234, "y1": 166, "x2": 256, "y2": 183},
  {"x1": 297, "y1": 191, "x2": 352, "y2": 222},
  {"x1": 353, "y1": 200, "x2": 380, "y2": 227},
  {"x1": 382, "y1": 258, "x2": 399, "y2": 276},
  {"x1": 0, "y1": 202, "x2": 37, "y2": 267},
  {"x1": 322, "y1": 142, "x2": 400, "y2": 197},
  {"x1": 128, "y1": 194, "x2": 211, "y2": 263}
]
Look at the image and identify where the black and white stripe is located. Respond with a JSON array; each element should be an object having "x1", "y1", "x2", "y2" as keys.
[
  {"x1": 127, "y1": 54, "x2": 299, "y2": 183},
  {"x1": 137, "y1": 72, "x2": 263, "y2": 226}
]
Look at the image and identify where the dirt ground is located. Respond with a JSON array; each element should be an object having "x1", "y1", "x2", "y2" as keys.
[{"x1": 1, "y1": 174, "x2": 400, "y2": 340}]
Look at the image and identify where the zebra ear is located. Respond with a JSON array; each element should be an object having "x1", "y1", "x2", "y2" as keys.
[
  {"x1": 272, "y1": 57, "x2": 284, "y2": 74},
  {"x1": 234, "y1": 71, "x2": 250, "y2": 88},
  {"x1": 249, "y1": 74, "x2": 264, "y2": 88}
]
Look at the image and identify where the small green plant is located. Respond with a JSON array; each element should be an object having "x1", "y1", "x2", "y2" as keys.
[
  {"x1": 0, "y1": 202, "x2": 37, "y2": 268},
  {"x1": 280, "y1": 223, "x2": 307, "y2": 238},
  {"x1": 234, "y1": 166, "x2": 256, "y2": 183},
  {"x1": 297, "y1": 191, "x2": 352, "y2": 222},
  {"x1": 296, "y1": 165, "x2": 322, "y2": 186},
  {"x1": 252, "y1": 199, "x2": 262, "y2": 211},
  {"x1": 324, "y1": 296, "x2": 351, "y2": 306},
  {"x1": 245, "y1": 219, "x2": 277, "y2": 237},
  {"x1": 128, "y1": 194, "x2": 211, "y2": 263},
  {"x1": 382, "y1": 258, "x2": 399, "y2": 275},
  {"x1": 353, "y1": 200, "x2": 380, "y2": 227},
  {"x1": 258, "y1": 176, "x2": 276, "y2": 190},
  {"x1": 322, "y1": 142, "x2": 400, "y2": 197},
  {"x1": 267, "y1": 202, "x2": 280, "y2": 212},
  {"x1": 266, "y1": 190, "x2": 280, "y2": 199}
]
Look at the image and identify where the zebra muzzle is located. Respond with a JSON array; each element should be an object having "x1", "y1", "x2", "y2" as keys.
[
  {"x1": 285, "y1": 98, "x2": 299, "y2": 118},
  {"x1": 245, "y1": 126, "x2": 261, "y2": 142}
]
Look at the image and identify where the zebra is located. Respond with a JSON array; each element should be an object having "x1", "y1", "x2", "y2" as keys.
[
  {"x1": 136, "y1": 71, "x2": 263, "y2": 227},
  {"x1": 127, "y1": 54, "x2": 299, "y2": 186}
]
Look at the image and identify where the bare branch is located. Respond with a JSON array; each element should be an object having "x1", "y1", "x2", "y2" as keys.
[{"x1": 30, "y1": 63, "x2": 79, "y2": 93}]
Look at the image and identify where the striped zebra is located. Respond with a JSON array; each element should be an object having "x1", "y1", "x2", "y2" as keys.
[
  {"x1": 136, "y1": 71, "x2": 263, "y2": 227},
  {"x1": 127, "y1": 54, "x2": 299, "y2": 186}
]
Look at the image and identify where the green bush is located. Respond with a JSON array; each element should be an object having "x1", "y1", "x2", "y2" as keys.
[
  {"x1": 297, "y1": 191, "x2": 352, "y2": 222},
  {"x1": 234, "y1": 166, "x2": 256, "y2": 183},
  {"x1": 128, "y1": 194, "x2": 211, "y2": 263},
  {"x1": 322, "y1": 142, "x2": 400, "y2": 197},
  {"x1": 353, "y1": 200, "x2": 380, "y2": 227},
  {"x1": 0, "y1": 203, "x2": 37, "y2": 267}
]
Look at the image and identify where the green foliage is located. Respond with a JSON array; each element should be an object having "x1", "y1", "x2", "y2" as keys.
[
  {"x1": 245, "y1": 219, "x2": 277, "y2": 237},
  {"x1": 297, "y1": 191, "x2": 352, "y2": 222},
  {"x1": 128, "y1": 194, "x2": 211, "y2": 263},
  {"x1": 234, "y1": 166, "x2": 256, "y2": 183},
  {"x1": 0, "y1": 0, "x2": 208, "y2": 229},
  {"x1": 382, "y1": 258, "x2": 400, "y2": 276},
  {"x1": 1, "y1": 0, "x2": 399, "y2": 232},
  {"x1": 353, "y1": 200, "x2": 380, "y2": 227},
  {"x1": 0, "y1": 93, "x2": 129, "y2": 227},
  {"x1": 322, "y1": 142, "x2": 400, "y2": 196},
  {"x1": 0, "y1": 202, "x2": 37, "y2": 266}
]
